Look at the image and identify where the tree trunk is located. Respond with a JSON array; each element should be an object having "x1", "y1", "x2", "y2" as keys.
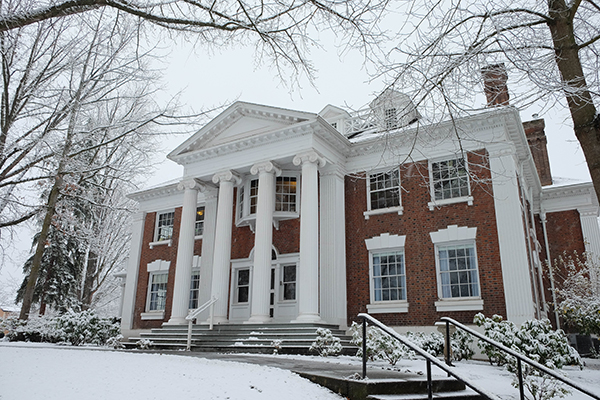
[
  {"x1": 548, "y1": 0, "x2": 600, "y2": 200},
  {"x1": 18, "y1": 179, "x2": 62, "y2": 320},
  {"x1": 81, "y1": 251, "x2": 97, "y2": 309}
]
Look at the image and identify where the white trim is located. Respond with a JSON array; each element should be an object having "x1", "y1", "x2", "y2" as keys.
[
  {"x1": 367, "y1": 301, "x2": 409, "y2": 314},
  {"x1": 430, "y1": 225, "x2": 477, "y2": 244},
  {"x1": 364, "y1": 206, "x2": 404, "y2": 219},
  {"x1": 146, "y1": 259, "x2": 171, "y2": 272},
  {"x1": 141, "y1": 311, "x2": 165, "y2": 320},
  {"x1": 149, "y1": 240, "x2": 172, "y2": 249},
  {"x1": 428, "y1": 196, "x2": 473, "y2": 210},
  {"x1": 434, "y1": 298, "x2": 484, "y2": 312},
  {"x1": 365, "y1": 233, "x2": 407, "y2": 250}
]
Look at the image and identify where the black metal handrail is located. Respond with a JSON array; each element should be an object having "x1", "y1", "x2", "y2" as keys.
[
  {"x1": 440, "y1": 316, "x2": 600, "y2": 400},
  {"x1": 358, "y1": 313, "x2": 499, "y2": 400}
]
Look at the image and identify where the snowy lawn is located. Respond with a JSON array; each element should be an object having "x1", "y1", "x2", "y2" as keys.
[
  {"x1": 1, "y1": 342, "x2": 599, "y2": 400},
  {"x1": 0, "y1": 343, "x2": 343, "y2": 400}
]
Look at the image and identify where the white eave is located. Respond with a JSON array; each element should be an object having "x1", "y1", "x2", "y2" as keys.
[
  {"x1": 128, "y1": 181, "x2": 179, "y2": 203},
  {"x1": 540, "y1": 181, "x2": 598, "y2": 214}
]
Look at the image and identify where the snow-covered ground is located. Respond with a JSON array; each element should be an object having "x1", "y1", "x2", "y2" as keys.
[{"x1": 1, "y1": 342, "x2": 599, "y2": 400}]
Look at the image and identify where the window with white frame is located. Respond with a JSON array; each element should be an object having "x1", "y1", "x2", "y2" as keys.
[
  {"x1": 189, "y1": 270, "x2": 200, "y2": 309},
  {"x1": 437, "y1": 244, "x2": 479, "y2": 298},
  {"x1": 384, "y1": 107, "x2": 397, "y2": 129},
  {"x1": 372, "y1": 250, "x2": 406, "y2": 301},
  {"x1": 365, "y1": 233, "x2": 408, "y2": 313},
  {"x1": 430, "y1": 158, "x2": 470, "y2": 201},
  {"x1": 368, "y1": 169, "x2": 401, "y2": 210},
  {"x1": 237, "y1": 173, "x2": 300, "y2": 225},
  {"x1": 430, "y1": 225, "x2": 483, "y2": 312},
  {"x1": 148, "y1": 272, "x2": 168, "y2": 311},
  {"x1": 195, "y1": 206, "x2": 205, "y2": 237},
  {"x1": 156, "y1": 211, "x2": 174, "y2": 241},
  {"x1": 235, "y1": 268, "x2": 250, "y2": 303},
  {"x1": 281, "y1": 264, "x2": 296, "y2": 301}
]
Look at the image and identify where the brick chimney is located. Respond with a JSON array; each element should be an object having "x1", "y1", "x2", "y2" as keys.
[
  {"x1": 523, "y1": 119, "x2": 553, "y2": 186},
  {"x1": 481, "y1": 64, "x2": 510, "y2": 107}
]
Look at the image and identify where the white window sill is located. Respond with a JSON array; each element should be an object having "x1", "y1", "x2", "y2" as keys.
[
  {"x1": 194, "y1": 235, "x2": 203, "y2": 240},
  {"x1": 141, "y1": 311, "x2": 165, "y2": 320},
  {"x1": 149, "y1": 240, "x2": 172, "y2": 249},
  {"x1": 434, "y1": 298, "x2": 483, "y2": 312},
  {"x1": 428, "y1": 196, "x2": 473, "y2": 211},
  {"x1": 367, "y1": 301, "x2": 409, "y2": 314},
  {"x1": 364, "y1": 206, "x2": 404, "y2": 220}
]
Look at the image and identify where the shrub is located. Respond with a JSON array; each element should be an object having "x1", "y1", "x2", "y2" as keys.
[
  {"x1": 310, "y1": 328, "x2": 342, "y2": 357},
  {"x1": 1, "y1": 310, "x2": 121, "y2": 346}
]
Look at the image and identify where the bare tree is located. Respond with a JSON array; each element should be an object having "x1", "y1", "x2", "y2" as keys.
[
  {"x1": 0, "y1": 0, "x2": 390, "y2": 81},
  {"x1": 381, "y1": 1, "x2": 600, "y2": 197}
]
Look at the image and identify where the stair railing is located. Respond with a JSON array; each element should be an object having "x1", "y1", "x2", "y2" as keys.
[
  {"x1": 185, "y1": 296, "x2": 218, "y2": 351},
  {"x1": 440, "y1": 317, "x2": 600, "y2": 400},
  {"x1": 358, "y1": 313, "x2": 499, "y2": 400}
]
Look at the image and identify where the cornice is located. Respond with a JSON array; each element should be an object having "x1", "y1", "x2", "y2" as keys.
[{"x1": 128, "y1": 182, "x2": 179, "y2": 203}]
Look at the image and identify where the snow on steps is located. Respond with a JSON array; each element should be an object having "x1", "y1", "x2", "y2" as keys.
[{"x1": 124, "y1": 322, "x2": 357, "y2": 355}]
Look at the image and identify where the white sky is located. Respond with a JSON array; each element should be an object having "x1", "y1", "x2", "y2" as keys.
[{"x1": 0, "y1": 32, "x2": 593, "y2": 306}]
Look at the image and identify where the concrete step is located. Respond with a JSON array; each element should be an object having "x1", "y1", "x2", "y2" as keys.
[{"x1": 367, "y1": 388, "x2": 483, "y2": 400}]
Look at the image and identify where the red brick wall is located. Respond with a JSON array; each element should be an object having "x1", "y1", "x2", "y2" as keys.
[
  {"x1": 345, "y1": 151, "x2": 507, "y2": 327},
  {"x1": 133, "y1": 207, "x2": 204, "y2": 329},
  {"x1": 535, "y1": 210, "x2": 585, "y2": 329}
]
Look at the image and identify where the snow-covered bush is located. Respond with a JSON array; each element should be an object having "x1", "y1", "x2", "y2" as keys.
[
  {"x1": 53, "y1": 310, "x2": 120, "y2": 346},
  {"x1": 1, "y1": 310, "x2": 121, "y2": 346},
  {"x1": 310, "y1": 328, "x2": 342, "y2": 357},
  {"x1": 271, "y1": 339, "x2": 282, "y2": 354},
  {"x1": 405, "y1": 331, "x2": 443, "y2": 356},
  {"x1": 551, "y1": 252, "x2": 600, "y2": 336},
  {"x1": 136, "y1": 338, "x2": 153, "y2": 349},
  {"x1": 450, "y1": 329, "x2": 475, "y2": 361},
  {"x1": 474, "y1": 313, "x2": 581, "y2": 400},
  {"x1": 473, "y1": 313, "x2": 581, "y2": 369}
]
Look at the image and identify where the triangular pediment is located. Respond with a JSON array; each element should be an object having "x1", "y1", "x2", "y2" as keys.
[{"x1": 168, "y1": 102, "x2": 316, "y2": 160}]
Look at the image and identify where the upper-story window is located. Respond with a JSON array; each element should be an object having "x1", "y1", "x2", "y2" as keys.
[
  {"x1": 156, "y1": 211, "x2": 174, "y2": 241},
  {"x1": 364, "y1": 168, "x2": 403, "y2": 219},
  {"x1": 237, "y1": 173, "x2": 299, "y2": 227},
  {"x1": 195, "y1": 206, "x2": 205, "y2": 237},
  {"x1": 384, "y1": 107, "x2": 397, "y2": 129},
  {"x1": 428, "y1": 157, "x2": 473, "y2": 209}
]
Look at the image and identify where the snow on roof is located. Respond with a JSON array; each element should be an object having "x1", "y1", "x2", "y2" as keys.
[{"x1": 546, "y1": 176, "x2": 589, "y2": 188}]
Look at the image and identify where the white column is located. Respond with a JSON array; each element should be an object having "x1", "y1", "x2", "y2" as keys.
[
  {"x1": 578, "y1": 206, "x2": 600, "y2": 292},
  {"x1": 120, "y1": 211, "x2": 146, "y2": 339},
  {"x1": 293, "y1": 151, "x2": 325, "y2": 323},
  {"x1": 248, "y1": 161, "x2": 281, "y2": 323},
  {"x1": 211, "y1": 170, "x2": 241, "y2": 323},
  {"x1": 198, "y1": 189, "x2": 218, "y2": 323},
  {"x1": 167, "y1": 178, "x2": 204, "y2": 325},
  {"x1": 488, "y1": 144, "x2": 535, "y2": 325},
  {"x1": 319, "y1": 165, "x2": 347, "y2": 327}
]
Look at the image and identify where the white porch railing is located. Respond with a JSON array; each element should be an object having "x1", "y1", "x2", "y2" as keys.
[{"x1": 185, "y1": 296, "x2": 218, "y2": 351}]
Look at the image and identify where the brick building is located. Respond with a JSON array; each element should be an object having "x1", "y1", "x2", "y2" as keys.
[{"x1": 120, "y1": 83, "x2": 600, "y2": 338}]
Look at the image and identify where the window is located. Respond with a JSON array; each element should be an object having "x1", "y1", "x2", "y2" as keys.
[
  {"x1": 281, "y1": 265, "x2": 296, "y2": 301},
  {"x1": 438, "y1": 244, "x2": 479, "y2": 298},
  {"x1": 148, "y1": 273, "x2": 168, "y2": 311},
  {"x1": 430, "y1": 225, "x2": 483, "y2": 312},
  {"x1": 385, "y1": 107, "x2": 397, "y2": 129},
  {"x1": 372, "y1": 251, "x2": 406, "y2": 301},
  {"x1": 365, "y1": 233, "x2": 408, "y2": 313},
  {"x1": 189, "y1": 271, "x2": 200, "y2": 309},
  {"x1": 236, "y1": 268, "x2": 250, "y2": 303},
  {"x1": 275, "y1": 177, "x2": 297, "y2": 212},
  {"x1": 369, "y1": 169, "x2": 401, "y2": 210},
  {"x1": 236, "y1": 173, "x2": 300, "y2": 226},
  {"x1": 156, "y1": 211, "x2": 174, "y2": 241},
  {"x1": 195, "y1": 207, "x2": 205, "y2": 237},
  {"x1": 431, "y1": 158, "x2": 470, "y2": 201}
]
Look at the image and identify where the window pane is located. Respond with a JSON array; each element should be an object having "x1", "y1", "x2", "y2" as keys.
[
  {"x1": 195, "y1": 207, "x2": 205, "y2": 236},
  {"x1": 438, "y1": 244, "x2": 479, "y2": 299},
  {"x1": 157, "y1": 212, "x2": 174, "y2": 241},
  {"x1": 369, "y1": 169, "x2": 401, "y2": 210},
  {"x1": 431, "y1": 158, "x2": 470, "y2": 201},
  {"x1": 371, "y1": 250, "x2": 406, "y2": 302}
]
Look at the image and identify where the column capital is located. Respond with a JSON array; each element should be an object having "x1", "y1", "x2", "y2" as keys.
[
  {"x1": 212, "y1": 170, "x2": 241, "y2": 185},
  {"x1": 320, "y1": 164, "x2": 346, "y2": 179},
  {"x1": 578, "y1": 206, "x2": 599, "y2": 218},
  {"x1": 293, "y1": 150, "x2": 326, "y2": 168},
  {"x1": 177, "y1": 178, "x2": 205, "y2": 192},
  {"x1": 250, "y1": 161, "x2": 282, "y2": 176}
]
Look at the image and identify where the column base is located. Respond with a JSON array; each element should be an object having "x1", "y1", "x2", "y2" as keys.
[
  {"x1": 245, "y1": 314, "x2": 271, "y2": 324},
  {"x1": 164, "y1": 316, "x2": 187, "y2": 325},
  {"x1": 292, "y1": 313, "x2": 321, "y2": 323}
]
